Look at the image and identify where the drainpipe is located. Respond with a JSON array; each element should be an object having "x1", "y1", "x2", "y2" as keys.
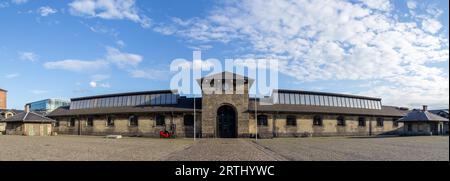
[
  {"x1": 255, "y1": 98, "x2": 258, "y2": 141},
  {"x1": 272, "y1": 111, "x2": 278, "y2": 138},
  {"x1": 171, "y1": 111, "x2": 175, "y2": 136},
  {"x1": 77, "y1": 115, "x2": 81, "y2": 136},
  {"x1": 193, "y1": 95, "x2": 196, "y2": 141}
]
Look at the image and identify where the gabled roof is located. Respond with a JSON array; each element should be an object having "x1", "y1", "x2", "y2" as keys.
[
  {"x1": 0, "y1": 111, "x2": 55, "y2": 123},
  {"x1": 0, "y1": 109, "x2": 24, "y2": 114},
  {"x1": 398, "y1": 109, "x2": 448, "y2": 122}
]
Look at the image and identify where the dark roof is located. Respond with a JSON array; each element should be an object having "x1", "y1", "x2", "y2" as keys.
[
  {"x1": 71, "y1": 90, "x2": 178, "y2": 101},
  {"x1": 0, "y1": 109, "x2": 24, "y2": 114},
  {"x1": 275, "y1": 89, "x2": 381, "y2": 100},
  {"x1": 0, "y1": 112, "x2": 55, "y2": 123},
  {"x1": 398, "y1": 109, "x2": 448, "y2": 122},
  {"x1": 47, "y1": 98, "x2": 202, "y2": 117},
  {"x1": 0, "y1": 88, "x2": 6, "y2": 92},
  {"x1": 248, "y1": 99, "x2": 408, "y2": 117}
]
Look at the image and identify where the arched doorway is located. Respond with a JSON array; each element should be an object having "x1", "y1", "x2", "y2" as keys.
[{"x1": 217, "y1": 105, "x2": 237, "y2": 138}]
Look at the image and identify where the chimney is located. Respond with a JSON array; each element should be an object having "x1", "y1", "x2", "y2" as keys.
[
  {"x1": 24, "y1": 104, "x2": 30, "y2": 113},
  {"x1": 422, "y1": 105, "x2": 428, "y2": 112}
]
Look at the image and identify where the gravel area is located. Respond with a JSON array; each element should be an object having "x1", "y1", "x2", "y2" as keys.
[
  {"x1": 255, "y1": 136, "x2": 449, "y2": 161},
  {"x1": 0, "y1": 135, "x2": 193, "y2": 161},
  {"x1": 1, "y1": 135, "x2": 447, "y2": 161}
]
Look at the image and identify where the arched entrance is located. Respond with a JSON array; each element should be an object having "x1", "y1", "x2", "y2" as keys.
[{"x1": 217, "y1": 105, "x2": 237, "y2": 138}]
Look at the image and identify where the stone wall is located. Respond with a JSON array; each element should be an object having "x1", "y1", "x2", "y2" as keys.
[
  {"x1": 249, "y1": 113, "x2": 404, "y2": 137},
  {"x1": 201, "y1": 79, "x2": 250, "y2": 138},
  {"x1": 23, "y1": 123, "x2": 52, "y2": 136},
  {"x1": 53, "y1": 113, "x2": 201, "y2": 137},
  {"x1": 0, "y1": 90, "x2": 6, "y2": 109}
]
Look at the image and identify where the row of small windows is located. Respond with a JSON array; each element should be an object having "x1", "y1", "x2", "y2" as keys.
[
  {"x1": 256, "y1": 115, "x2": 396, "y2": 127},
  {"x1": 273, "y1": 92, "x2": 382, "y2": 110},
  {"x1": 63, "y1": 115, "x2": 168, "y2": 127},
  {"x1": 59, "y1": 115, "x2": 397, "y2": 128},
  {"x1": 70, "y1": 93, "x2": 178, "y2": 110}
]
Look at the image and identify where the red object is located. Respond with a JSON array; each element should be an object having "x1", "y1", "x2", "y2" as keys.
[{"x1": 160, "y1": 131, "x2": 171, "y2": 138}]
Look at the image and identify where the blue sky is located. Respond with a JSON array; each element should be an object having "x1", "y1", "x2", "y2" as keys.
[{"x1": 0, "y1": 0, "x2": 448, "y2": 110}]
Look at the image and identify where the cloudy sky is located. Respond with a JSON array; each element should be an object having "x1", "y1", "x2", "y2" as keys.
[{"x1": 0, "y1": 0, "x2": 448, "y2": 110}]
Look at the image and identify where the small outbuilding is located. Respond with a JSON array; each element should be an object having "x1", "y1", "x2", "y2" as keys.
[
  {"x1": 398, "y1": 105, "x2": 448, "y2": 136},
  {"x1": 0, "y1": 111, "x2": 55, "y2": 136}
]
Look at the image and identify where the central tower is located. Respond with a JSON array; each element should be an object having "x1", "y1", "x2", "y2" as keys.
[{"x1": 197, "y1": 71, "x2": 254, "y2": 138}]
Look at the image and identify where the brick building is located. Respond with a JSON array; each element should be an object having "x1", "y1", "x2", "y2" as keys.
[
  {"x1": 0, "y1": 88, "x2": 6, "y2": 110},
  {"x1": 47, "y1": 72, "x2": 408, "y2": 138}
]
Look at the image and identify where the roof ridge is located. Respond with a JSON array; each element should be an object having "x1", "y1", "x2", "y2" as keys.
[{"x1": 23, "y1": 111, "x2": 29, "y2": 121}]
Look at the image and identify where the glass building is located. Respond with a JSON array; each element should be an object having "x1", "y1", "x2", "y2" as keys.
[{"x1": 28, "y1": 99, "x2": 70, "y2": 113}]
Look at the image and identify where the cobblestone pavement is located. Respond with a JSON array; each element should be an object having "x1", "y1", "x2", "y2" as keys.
[
  {"x1": 163, "y1": 139, "x2": 287, "y2": 161},
  {"x1": 0, "y1": 135, "x2": 447, "y2": 161},
  {"x1": 0, "y1": 135, "x2": 193, "y2": 161},
  {"x1": 255, "y1": 136, "x2": 449, "y2": 161}
]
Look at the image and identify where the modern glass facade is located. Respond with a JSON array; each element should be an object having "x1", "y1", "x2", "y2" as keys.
[
  {"x1": 70, "y1": 93, "x2": 179, "y2": 110},
  {"x1": 29, "y1": 99, "x2": 70, "y2": 112},
  {"x1": 273, "y1": 91, "x2": 382, "y2": 110}
]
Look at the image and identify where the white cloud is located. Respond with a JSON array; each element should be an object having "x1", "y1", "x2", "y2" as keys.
[
  {"x1": 89, "y1": 74, "x2": 111, "y2": 88},
  {"x1": 43, "y1": 46, "x2": 144, "y2": 73},
  {"x1": 105, "y1": 47, "x2": 142, "y2": 69},
  {"x1": 11, "y1": 0, "x2": 27, "y2": 5},
  {"x1": 38, "y1": 6, "x2": 58, "y2": 16},
  {"x1": 130, "y1": 69, "x2": 167, "y2": 80},
  {"x1": 43, "y1": 59, "x2": 109, "y2": 72},
  {"x1": 0, "y1": 2, "x2": 9, "y2": 8},
  {"x1": 19, "y1": 52, "x2": 38, "y2": 62},
  {"x1": 422, "y1": 18, "x2": 443, "y2": 34},
  {"x1": 357, "y1": 0, "x2": 391, "y2": 11},
  {"x1": 69, "y1": 0, "x2": 151, "y2": 28},
  {"x1": 116, "y1": 40, "x2": 125, "y2": 47},
  {"x1": 89, "y1": 81, "x2": 110, "y2": 88},
  {"x1": 89, "y1": 81, "x2": 97, "y2": 88},
  {"x1": 406, "y1": 0, "x2": 417, "y2": 10},
  {"x1": 156, "y1": 0, "x2": 449, "y2": 108},
  {"x1": 5, "y1": 73, "x2": 20, "y2": 79}
]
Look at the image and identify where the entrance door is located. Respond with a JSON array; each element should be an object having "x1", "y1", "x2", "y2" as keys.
[{"x1": 217, "y1": 105, "x2": 237, "y2": 138}]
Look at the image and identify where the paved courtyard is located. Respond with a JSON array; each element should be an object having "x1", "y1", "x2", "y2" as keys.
[{"x1": 0, "y1": 135, "x2": 448, "y2": 161}]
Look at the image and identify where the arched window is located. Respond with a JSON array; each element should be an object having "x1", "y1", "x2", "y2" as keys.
[
  {"x1": 358, "y1": 117, "x2": 366, "y2": 127},
  {"x1": 286, "y1": 115, "x2": 297, "y2": 126},
  {"x1": 376, "y1": 117, "x2": 384, "y2": 127},
  {"x1": 257, "y1": 115, "x2": 268, "y2": 126},
  {"x1": 184, "y1": 115, "x2": 194, "y2": 126},
  {"x1": 313, "y1": 115, "x2": 323, "y2": 126},
  {"x1": 129, "y1": 115, "x2": 138, "y2": 126},
  {"x1": 337, "y1": 116, "x2": 345, "y2": 126}
]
